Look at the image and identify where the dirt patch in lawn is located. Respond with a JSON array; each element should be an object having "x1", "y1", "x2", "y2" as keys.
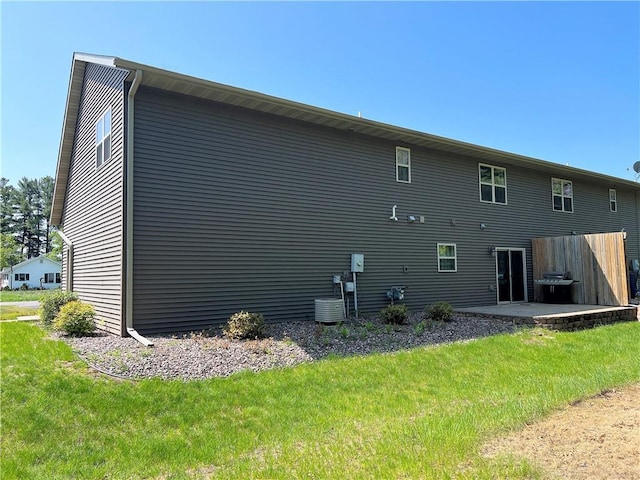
[{"x1": 482, "y1": 383, "x2": 640, "y2": 479}]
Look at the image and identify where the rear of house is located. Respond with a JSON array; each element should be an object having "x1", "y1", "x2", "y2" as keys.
[{"x1": 51, "y1": 53, "x2": 640, "y2": 336}]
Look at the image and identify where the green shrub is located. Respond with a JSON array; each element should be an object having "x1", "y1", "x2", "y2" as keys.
[
  {"x1": 378, "y1": 304, "x2": 408, "y2": 325},
  {"x1": 223, "y1": 311, "x2": 266, "y2": 340},
  {"x1": 425, "y1": 301, "x2": 453, "y2": 322},
  {"x1": 39, "y1": 290, "x2": 79, "y2": 326},
  {"x1": 19, "y1": 283, "x2": 30, "y2": 291},
  {"x1": 54, "y1": 301, "x2": 96, "y2": 336}
]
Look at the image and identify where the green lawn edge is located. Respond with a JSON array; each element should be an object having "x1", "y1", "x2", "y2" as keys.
[
  {"x1": 0, "y1": 290, "x2": 49, "y2": 303},
  {"x1": 2, "y1": 321, "x2": 639, "y2": 479}
]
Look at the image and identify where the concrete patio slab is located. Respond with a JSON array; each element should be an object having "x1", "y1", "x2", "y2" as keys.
[
  {"x1": 455, "y1": 303, "x2": 638, "y2": 331},
  {"x1": 455, "y1": 303, "x2": 633, "y2": 319}
]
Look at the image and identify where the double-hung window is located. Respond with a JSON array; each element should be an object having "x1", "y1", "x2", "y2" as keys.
[
  {"x1": 437, "y1": 243, "x2": 457, "y2": 272},
  {"x1": 479, "y1": 164, "x2": 507, "y2": 204},
  {"x1": 15, "y1": 273, "x2": 29, "y2": 282},
  {"x1": 44, "y1": 273, "x2": 59, "y2": 283},
  {"x1": 96, "y1": 108, "x2": 112, "y2": 168},
  {"x1": 609, "y1": 189, "x2": 617, "y2": 212},
  {"x1": 396, "y1": 147, "x2": 411, "y2": 183},
  {"x1": 552, "y1": 178, "x2": 573, "y2": 213}
]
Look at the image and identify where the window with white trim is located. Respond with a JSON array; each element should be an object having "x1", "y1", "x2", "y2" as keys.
[
  {"x1": 96, "y1": 108, "x2": 112, "y2": 168},
  {"x1": 44, "y1": 273, "x2": 60, "y2": 283},
  {"x1": 437, "y1": 243, "x2": 457, "y2": 272},
  {"x1": 15, "y1": 273, "x2": 29, "y2": 281},
  {"x1": 552, "y1": 178, "x2": 573, "y2": 212},
  {"x1": 479, "y1": 164, "x2": 507, "y2": 204},
  {"x1": 396, "y1": 147, "x2": 411, "y2": 183},
  {"x1": 609, "y1": 189, "x2": 617, "y2": 212}
]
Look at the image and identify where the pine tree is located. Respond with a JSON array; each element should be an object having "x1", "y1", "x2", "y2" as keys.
[{"x1": 0, "y1": 176, "x2": 55, "y2": 262}]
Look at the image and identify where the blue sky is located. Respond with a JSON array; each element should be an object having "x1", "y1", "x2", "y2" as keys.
[{"x1": 2, "y1": 1, "x2": 639, "y2": 184}]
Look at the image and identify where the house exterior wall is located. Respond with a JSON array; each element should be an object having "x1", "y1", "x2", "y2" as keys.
[
  {"x1": 131, "y1": 86, "x2": 640, "y2": 334},
  {"x1": 1, "y1": 258, "x2": 61, "y2": 290},
  {"x1": 59, "y1": 63, "x2": 129, "y2": 334}
]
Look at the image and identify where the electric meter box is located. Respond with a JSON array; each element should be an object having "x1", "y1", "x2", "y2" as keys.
[{"x1": 351, "y1": 253, "x2": 364, "y2": 273}]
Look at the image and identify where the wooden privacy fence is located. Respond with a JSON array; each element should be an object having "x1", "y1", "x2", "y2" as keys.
[{"x1": 532, "y1": 232, "x2": 628, "y2": 306}]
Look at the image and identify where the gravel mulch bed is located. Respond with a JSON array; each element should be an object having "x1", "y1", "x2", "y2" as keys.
[{"x1": 59, "y1": 314, "x2": 518, "y2": 381}]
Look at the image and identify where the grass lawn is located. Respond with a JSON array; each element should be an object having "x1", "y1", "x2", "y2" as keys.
[
  {"x1": 0, "y1": 289, "x2": 51, "y2": 302},
  {"x1": 0, "y1": 305, "x2": 39, "y2": 321},
  {"x1": 1, "y1": 320, "x2": 638, "y2": 479}
]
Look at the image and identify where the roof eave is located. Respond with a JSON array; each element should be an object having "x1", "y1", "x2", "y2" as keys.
[
  {"x1": 110, "y1": 57, "x2": 640, "y2": 189},
  {"x1": 50, "y1": 53, "x2": 639, "y2": 224}
]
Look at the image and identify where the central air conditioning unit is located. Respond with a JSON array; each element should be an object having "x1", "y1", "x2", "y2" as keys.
[{"x1": 314, "y1": 298, "x2": 344, "y2": 324}]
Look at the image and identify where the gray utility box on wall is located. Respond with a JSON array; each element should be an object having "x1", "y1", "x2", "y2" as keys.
[{"x1": 351, "y1": 253, "x2": 364, "y2": 272}]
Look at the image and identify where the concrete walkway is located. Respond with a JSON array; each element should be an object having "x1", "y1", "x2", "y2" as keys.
[
  {"x1": 5, "y1": 315, "x2": 40, "y2": 322},
  {"x1": 1, "y1": 301, "x2": 40, "y2": 309},
  {"x1": 1, "y1": 301, "x2": 40, "y2": 322}
]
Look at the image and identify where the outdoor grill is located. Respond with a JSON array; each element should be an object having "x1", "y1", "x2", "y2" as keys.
[{"x1": 535, "y1": 271, "x2": 578, "y2": 303}]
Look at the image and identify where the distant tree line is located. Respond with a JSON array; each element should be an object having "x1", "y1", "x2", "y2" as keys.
[{"x1": 0, "y1": 176, "x2": 62, "y2": 268}]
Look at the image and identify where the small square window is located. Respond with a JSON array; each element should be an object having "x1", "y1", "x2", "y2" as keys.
[
  {"x1": 437, "y1": 243, "x2": 457, "y2": 272},
  {"x1": 609, "y1": 189, "x2": 617, "y2": 212},
  {"x1": 552, "y1": 178, "x2": 573, "y2": 213},
  {"x1": 396, "y1": 147, "x2": 411, "y2": 183}
]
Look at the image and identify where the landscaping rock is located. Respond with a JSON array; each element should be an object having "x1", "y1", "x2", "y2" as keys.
[{"x1": 58, "y1": 313, "x2": 517, "y2": 381}]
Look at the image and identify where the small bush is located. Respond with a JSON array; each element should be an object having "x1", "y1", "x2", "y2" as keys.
[
  {"x1": 54, "y1": 301, "x2": 96, "y2": 336},
  {"x1": 425, "y1": 301, "x2": 453, "y2": 322},
  {"x1": 378, "y1": 304, "x2": 408, "y2": 325},
  {"x1": 40, "y1": 290, "x2": 79, "y2": 326},
  {"x1": 223, "y1": 311, "x2": 266, "y2": 340},
  {"x1": 19, "y1": 283, "x2": 30, "y2": 291},
  {"x1": 339, "y1": 325, "x2": 350, "y2": 339}
]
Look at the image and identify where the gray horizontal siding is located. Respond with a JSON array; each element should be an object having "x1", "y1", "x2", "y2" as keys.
[
  {"x1": 132, "y1": 86, "x2": 640, "y2": 333},
  {"x1": 60, "y1": 64, "x2": 128, "y2": 335}
]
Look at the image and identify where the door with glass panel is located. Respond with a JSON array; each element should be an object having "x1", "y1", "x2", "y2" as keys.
[{"x1": 496, "y1": 248, "x2": 527, "y2": 303}]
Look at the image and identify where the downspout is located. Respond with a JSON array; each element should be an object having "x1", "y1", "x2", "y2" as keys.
[
  {"x1": 125, "y1": 69, "x2": 153, "y2": 347},
  {"x1": 56, "y1": 229, "x2": 74, "y2": 291}
]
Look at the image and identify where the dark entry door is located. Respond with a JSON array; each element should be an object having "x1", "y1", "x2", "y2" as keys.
[{"x1": 497, "y1": 249, "x2": 526, "y2": 303}]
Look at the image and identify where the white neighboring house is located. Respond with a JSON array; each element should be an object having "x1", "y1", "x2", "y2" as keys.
[{"x1": 1, "y1": 257, "x2": 62, "y2": 290}]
